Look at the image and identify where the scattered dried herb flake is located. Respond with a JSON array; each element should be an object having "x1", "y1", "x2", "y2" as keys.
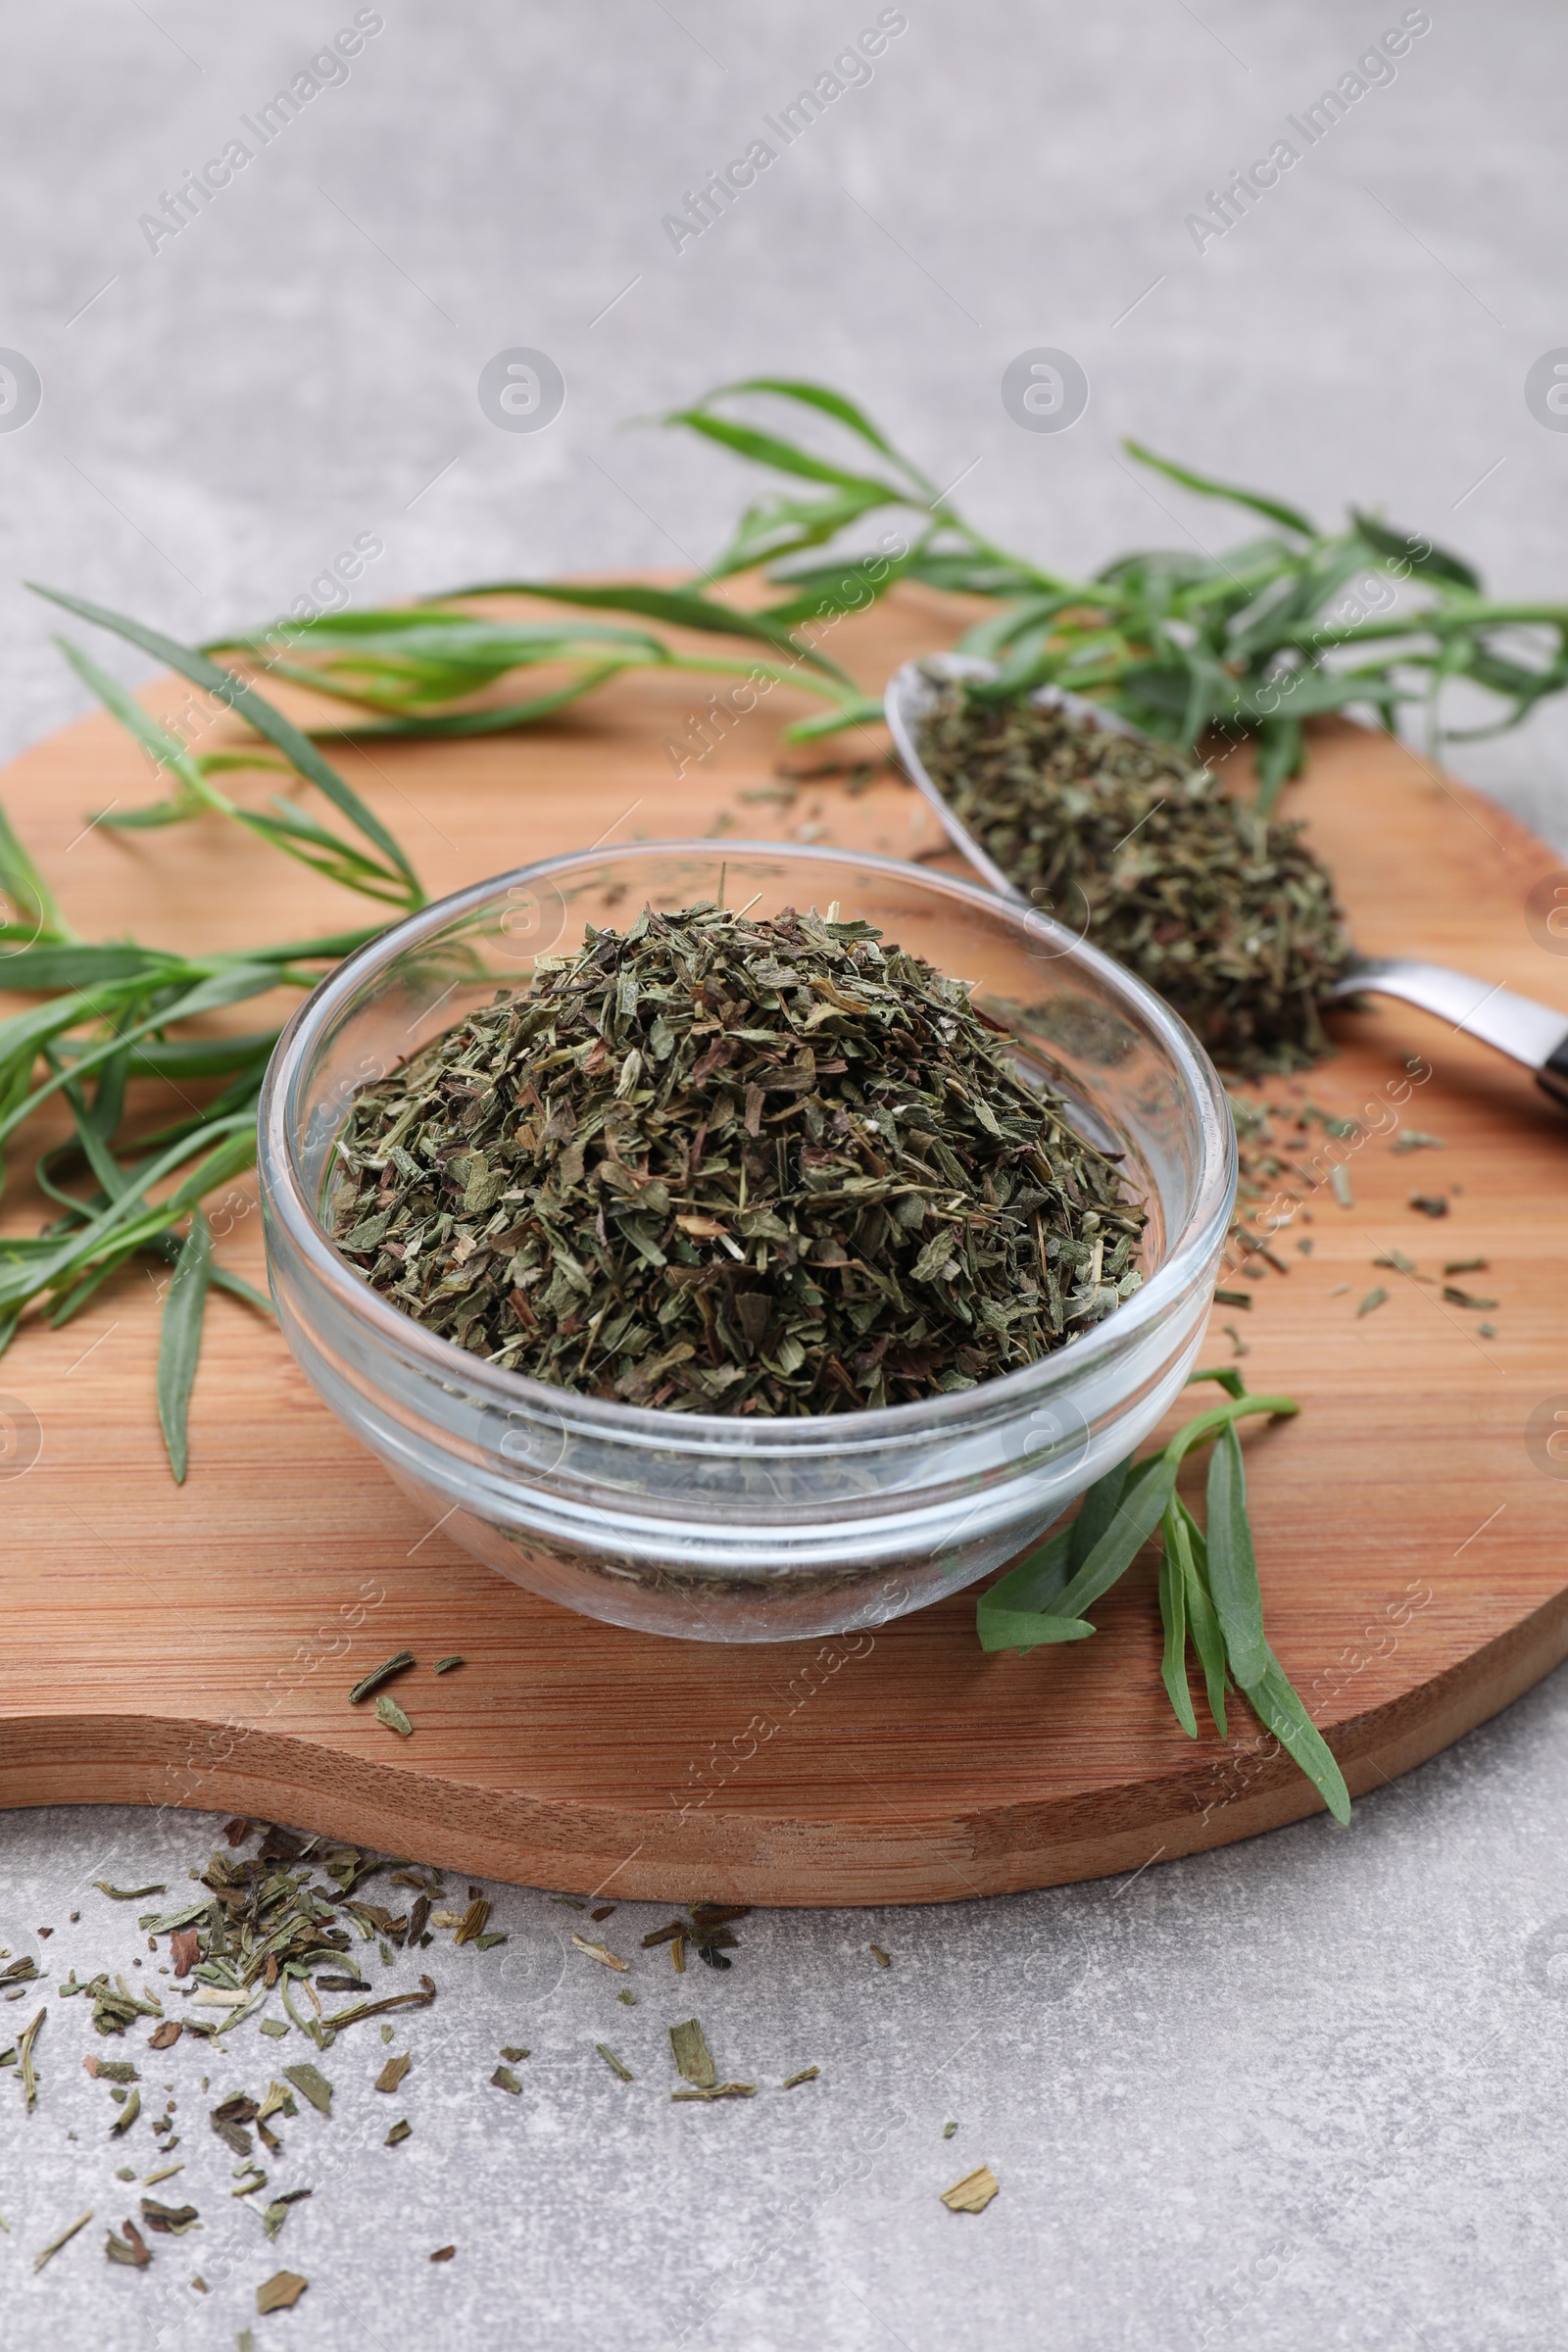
[
  {"x1": 281, "y1": 2063, "x2": 332, "y2": 2115},
  {"x1": 256, "y1": 2270, "x2": 308, "y2": 2313},
  {"x1": 941, "y1": 2164, "x2": 1001, "y2": 2214},
  {"x1": 33, "y1": 2208, "x2": 94, "y2": 2272},
  {"x1": 571, "y1": 1934, "x2": 628, "y2": 1972},
  {"x1": 347, "y1": 1651, "x2": 414, "y2": 1706},
  {"x1": 669, "y1": 2018, "x2": 716, "y2": 2089},
  {"x1": 140, "y1": 2198, "x2": 200, "y2": 2236},
  {"x1": 18, "y1": 2004, "x2": 44, "y2": 2111}
]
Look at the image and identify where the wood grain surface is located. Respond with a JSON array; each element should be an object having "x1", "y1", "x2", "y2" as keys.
[{"x1": 4, "y1": 584, "x2": 1568, "y2": 1904}]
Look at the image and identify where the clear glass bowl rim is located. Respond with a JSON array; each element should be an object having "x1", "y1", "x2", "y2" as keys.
[{"x1": 259, "y1": 840, "x2": 1237, "y2": 1457}]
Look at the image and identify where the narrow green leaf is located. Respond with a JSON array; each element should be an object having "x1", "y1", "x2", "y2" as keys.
[
  {"x1": 49, "y1": 1242, "x2": 147, "y2": 1328},
  {"x1": 55, "y1": 637, "x2": 210, "y2": 804},
  {"x1": 0, "y1": 945, "x2": 172, "y2": 990},
  {"x1": 209, "y1": 1267, "x2": 275, "y2": 1317},
  {"x1": 662, "y1": 408, "x2": 905, "y2": 500},
  {"x1": 761, "y1": 543, "x2": 920, "y2": 623},
  {"x1": 1350, "y1": 511, "x2": 1482, "y2": 592},
  {"x1": 1233, "y1": 666, "x2": 1407, "y2": 722},
  {"x1": 157, "y1": 1209, "x2": 213, "y2": 1484},
  {"x1": 976, "y1": 1525, "x2": 1071, "y2": 1650},
  {"x1": 0, "y1": 974, "x2": 152, "y2": 1073},
  {"x1": 0, "y1": 801, "x2": 73, "y2": 941},
  {"x1": 1204, "y1": 1423, "x2": 1270, "y2": 1688},
  {"x1": 94, "y1": 801, "x2": 191, "y2": 831},
  {"x1": 164, "y1": 1123, "x2": 262, "y2": 1216},
  {"x1": 1170, "y1": 1500, "x2": 1228, "y2": 1740},
  {"x1": 956, "y1": 594, "x2": 1078, "y2": 662},
  {"x1": 1122, "y1": 441, "x2": 1317, "y2": 538},
  {"x1": 1068, "y1": 1455, "x2": 1131, "y2": 1572},
  {"x1": 205, "y1": 608, "x2": 663, "y2": 660},
  {"x1": 909, "y1": 550, "x2": 1051, "y2": 598},
  {"x1": 310, "y1": 666, "x2": 633, "y2": 739},
  {"x1": 1165, "y1": 1394, "x2": 1298, "y2": 1467},
  {"x1": 88, "y1": 1042, "x2": 130, "y2": 1144},
  {"x1": 0, "y1": 1115, "x2": 255, "y2": 1313},
  {"x1": 707, "y1": 483, "x2": 893, "y2": 580},
  {"x1": 0, "y1": 963, "x2": 280, "y2": 1154},
  {"x1": 1050, "y1": 1455, "x2": 1178, "y2": 1621},
  {"x1": 1156, "y1": 1520, "x2": 1198, "y2": 1739},
  {"x1": 780, "y1": 696, "x2": 887, "y2": 742},
  {"x1": 1252, "y1": 715, "x2": 1304, "y2": 810},
  {"x1": 436, "y1": 579, "x2": 852, "y2": 683},
  {"x1": 688, "y1": 377, "x2": 920, "y2": 472},
  {"x1": 101, "y1": 1029, "x2": 276, "y2": 1081},
  {"x1": 975, "y1": 1604, "x2": 1095, "y2": 1653},
  {"x1": 1242, "y1": 1650, "x2": 1351, "y2": 1826},
  {"x1": 980, "y1": 1456, "x2": 1186, "y2": 1656},
  {"x1": 26, "y1": 585, "x2": 421, "y2": 893},
  {"x1": 55, "y1": 1071, "x2": 128, "y2": 1203}
]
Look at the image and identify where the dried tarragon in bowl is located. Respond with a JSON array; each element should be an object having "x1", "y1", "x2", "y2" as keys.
[
  {"x1": 915, "y1": 682, "x2": 1352, "y2": 1077},
  {"x1": 329, "y1": 901, "x2": 1148, "y2": 1414}
]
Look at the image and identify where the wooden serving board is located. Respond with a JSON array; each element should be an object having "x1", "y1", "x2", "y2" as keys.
[{"x1": 4, "y1": 586, "x2": 1568, "y2": 1904}]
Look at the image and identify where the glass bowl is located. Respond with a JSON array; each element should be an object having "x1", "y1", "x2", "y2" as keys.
[{"x1": 258, "y1": 844, "x2": 1236, "y2": 1642}]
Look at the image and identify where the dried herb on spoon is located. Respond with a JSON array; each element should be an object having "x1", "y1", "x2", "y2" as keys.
[
  {"x1": 332, "y1": 900, "x2": 1148, "y2": 1413},
  {"x1": 915, "y1": 682, "x2": 1351, "y2": 1077}
]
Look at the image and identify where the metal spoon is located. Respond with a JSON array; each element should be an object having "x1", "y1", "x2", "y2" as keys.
[{"x1": 885, "y1": 653, "x2": 1568, "y2": 1108}]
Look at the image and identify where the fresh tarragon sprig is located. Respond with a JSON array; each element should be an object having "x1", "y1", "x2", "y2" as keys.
[
  {"x1": 977, "y1": 1368, "x2": 1349, "y2": 1823},
  {"x1": 0, "y1": 885, "x2": 380, "y2": 1477},
  {"x1": 158, "y1": 374, "x2": 1568, "y2": 808},
  {"x1": 0, "y1": 614, "x2": 405, "y2": 1478}
]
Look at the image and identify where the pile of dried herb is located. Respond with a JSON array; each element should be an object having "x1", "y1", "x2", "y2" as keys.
[
  {"x1": 332, "y1": 901, "x2": 1147, "y2": 1412},
  {"x1": 914, "y1": 683, "x2": 1352, "y2": 1078}
]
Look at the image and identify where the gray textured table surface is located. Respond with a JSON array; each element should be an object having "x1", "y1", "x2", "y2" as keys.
[{"x1": 4, "y1": 5, "x2": 1567, "y2": 2346}]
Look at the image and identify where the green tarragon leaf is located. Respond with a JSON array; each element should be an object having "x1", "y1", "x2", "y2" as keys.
[{"x1": 157, "y1": 1209, "x2": 213, "y2": 1484}]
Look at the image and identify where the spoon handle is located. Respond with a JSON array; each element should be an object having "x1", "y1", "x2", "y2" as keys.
[{"x1": 1325, "y1": 956, "x2": 1568, "y2": 1104}]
